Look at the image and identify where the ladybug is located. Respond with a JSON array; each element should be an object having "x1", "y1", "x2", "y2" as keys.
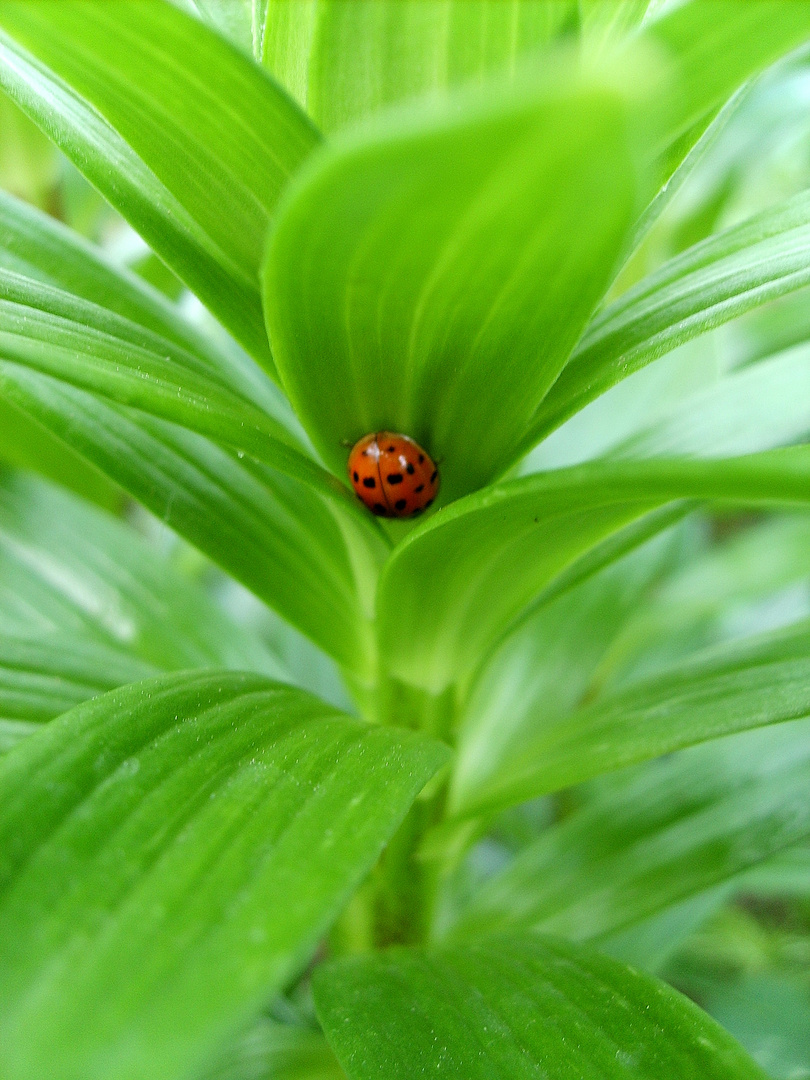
[{"x1": 347, "y1": 431, "x2": 439, "y2": 518}]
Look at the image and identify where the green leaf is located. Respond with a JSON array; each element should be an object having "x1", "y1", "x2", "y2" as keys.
[
  {"x1": 264, "y1": 62, "x2": 646, "y2": 500},
  {"x1": 0, "y1": 471, "x2": 284, "y2": 677},
  {"x1": 0, "y1": 0, "x2": 320, "y2": 366},
  {"x1": 377, "y1": 446, "x2": 810, "y2": 693},
  {"x1": 1, "y1": 373, "x2": 387, "y2": 675},
  {"x1": 453, "y1": 719, "x2": 810, "y2": 945},
  {"x1": 313, "y1": 935, "x2": 767, "y2": 1079},
  {"x1": 261, "y1": 0, "x2": 577, "y2": 132},
  {"x1": 613, "y1": 344, "x2": 810, "y2": 460},
  {"x1": 200, "y1": 1016, "x2": 344, "y2": 1080},
  {"x1": 645, "y1": 1, "x2": 810, "y2": 153},
  {"x1": 451, "y1": 524, "x2": 682, "y2": 810},
  {"x1": 0, "y1": 635, "x2": 156, "y2": 751},
  {"x1": 527, "y1": 191, "x2": 810, "y2": 447},
  {"x1": 459, "y1": 619, "x2": 810, "y2": 816},
  {"x1": 0, "y1": 397, "x2": 122, "y2": 509},
  {"x1": 0, "y1": 670, "x2": 448, "y2": 1080}
]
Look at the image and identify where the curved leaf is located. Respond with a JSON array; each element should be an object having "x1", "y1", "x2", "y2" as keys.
[
  {"x1": 458, "y1": 619, "x2": 810, "y2": 816},
  {"x1": 261, "y1": 0, "x2": 577, "y2": 132},
  {"x1": 451, "y1": 525, "x2": 682, "y2": 811},
  {"x1": 454, "y1": 720, "x2": 810, "y2": 944},
  {"x1": 0, "y1": 0, "x2": 320, "y2": 365},
  {"x1": 0, "y1": 187, "x2": 302, "y2": 437},
  {"x1": 377, "y1": 446, "x2": 810, "y2": 693},
  {"x1": 528, "y1": 191, "x2": 810, "y2": 447},
  {"x1": 314, "y1": 935, "x2": 767, "y2": 1080},
  {"x1": 1, "y1": 371, "x2": 387, "y2": 675},
  {"x1": 264, "y1": 63, "x2": 646, "y2": 499},
  {"x1": 0, "y1": 671, "x2": 448, "y2": 1080},
  {"x1": 0, "y1": 635, "x2": 156, "y2": 751}
]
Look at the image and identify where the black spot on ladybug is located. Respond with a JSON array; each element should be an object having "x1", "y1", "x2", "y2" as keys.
[
  {"x1": 353, "y1": 471, "x2": 359, "y2": 482},
  {"x1": 406, "y1": 462, "x2": 415, "y2": 475},
  {"x1": 430, "y1": 470, "x2": 438, "y2": 482},
  {"x1": 425, "y1": 498, "x2": 434, "y2": 508},
  {"x1": 387, "y1": 444, "x2": 395, "y2": 452},
  {"x1": 411, "y1": 507, "x2": 423, "y2": 516},
  {"x1": 372, "y1": 503, "x2": 387, "y2": 515},
  {"x1": 414, "y1": 483, "x2": 424, "y2": 493},
  {"x1": 395, "y1": 498, "x2": 407, "y2": 511},
  {"x1": 363, "y1": 477, "x2": 376, "y2": 489},
  {"x1": 418, "y1": 454, "x2": 424, "y2": 463},
  {"x1": 387, "y1": 473, "x2": 403, "y2": 484}
]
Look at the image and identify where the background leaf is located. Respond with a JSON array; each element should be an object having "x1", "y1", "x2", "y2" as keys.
[
  {"x1": 264, "y1": 62, "x2": 646, "y2": 498},
  {"x1": 0, "y1": 0, "x2": 319, "y2": 366},
  {"x1": 314, "y1": 935, "x2": 767, "y2": 1079},
  {"x1": 261, "y1": 0, "x2": 578, "y2": 133},
  {"x1": 529, "y1": 191, "x2": 810, "y2": 446},
  {"x1": 452, "y1": 720, "x2": 810, "y2": 945},
  {"x1": 0, "y1": 671, "x2": 447, "y2": 1080},
  {"x1": 454, "y1": 617, "x2": 810, "y2": 815}
]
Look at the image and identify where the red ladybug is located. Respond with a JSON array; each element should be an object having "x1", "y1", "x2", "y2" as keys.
[{"x1": 347, "y1": 432, "x2": 439, "y2": 518}]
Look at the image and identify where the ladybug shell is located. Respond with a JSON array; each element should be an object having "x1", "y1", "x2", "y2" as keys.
[{"x1": 347, "y1": 432, "x2": 439, "y2": 518}]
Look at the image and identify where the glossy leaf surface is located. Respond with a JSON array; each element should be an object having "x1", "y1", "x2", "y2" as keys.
[
  {"x1": 454, "y1": 720, "x2": 810, "y2": 943},
  {"x1": 0, "y1": 671, "x2": 447, "y2": 1080},
  {"x1": 378, "y1": 446, "x2": 810, "y2": 692},
  {"x1": 0, "y1": 0, "x2": 319, "y2": 365},
  {"x1": 458, "y1": 619, "x2": 810, "y2": 815},
  {"x1": 314, "y1": 935, "x2": 767, "y2": 1079},
  {"x1": 264, "y1": 64, "x2": 644, "y2": 498}
]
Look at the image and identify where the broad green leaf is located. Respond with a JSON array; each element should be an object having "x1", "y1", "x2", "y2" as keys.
[
  {"x1": 262, "y1": 0, "x2": 577, "y2": 132},
  {"x1": 451, "y1": 524, "x2": 682, "y2": 809},
  {"x1": 453, "y1": 720, "x2": 810, "y2": 944},
  {"x1": 264, "y1": 63, "x2": 646, "y2": 500},
  {"x1": 458, "y1": 619, "x2": 810, "y2": 816},
  {"x1": 0, "y1": 634, "x2": 156, "y2": 752},
  {"x1": 377, "y1": 446, "x2": 810, "y2": 693},
  {"x1": 0, "y1": 472, "x2": 284, "y2": 678},
  {"x1": 313, "y1": 935, "x2": 767, "y2": 1079},
  {"x1": 527, "y1": 191, "x2": 810, "y2": 448},
  {"x1": 0, "y1": 0, "x2": 320, "y2": 366},
  {"x1": 201, "y1": 1016, "x2": 344, "y2": 1080},
  {"x1": 0, "y1": 671, "x2": 448, "y2": 1080},
  {"x1": 1, "y1": 371, "x2": 387, "y2": 675}
]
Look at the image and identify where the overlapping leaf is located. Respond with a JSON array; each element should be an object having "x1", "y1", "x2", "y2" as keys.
[
  {"x1": 264, "y1": 62, "x2": 647, "y2": 499},
  {"x1": 455, "y1": 619, "x2": 810, "y2": 816},
  {"x1": 1, "y1": 371, "x2": 387, "y2": 675},
  {"x1": 0, "y1": 671, "x2": 447, "y2": 1080},
  {"x1": 0, "y1": 472, "x2": 282, "y2": 676},
  {"x1": 453, "y1": 720, "x2": 810, "y2": 943},
  {"x1": 314, "y1": 935, "x2": 767, "y2": 1079},
  {"x1": 377, "y1": 446, "x2": 810, "y2": 693},
  {"x1": 0, "y1": 0, "x2": 319, "y2": 365},
  {"x1": 262, "y1": 0, "x2": 578, "y2": 132},
  {"x1": 527, "y1": 191, "x2": 810, "y2": 448}
]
